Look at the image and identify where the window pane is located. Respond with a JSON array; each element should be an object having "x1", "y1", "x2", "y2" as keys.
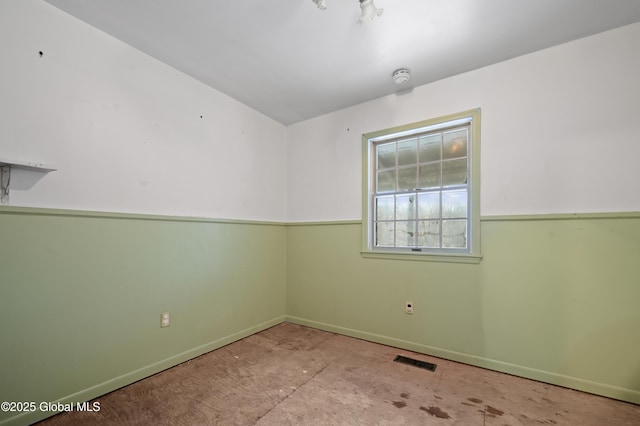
[
  {"x1": 377, "y1": 170, "x2": 396, "y2": 192},
  {"x1": 442, "y1": 158, "x2": 467, "y2": 186},
  {"x1": 368, "y1": 111, "x2": 477, "y2": 256},
  {"x1": 419, "y1": 134, "x2": 441, "y2": 162},
  {"x1": 417, "y1": 192, "x2": 440, "y2": 219},
  {"x1": 376, "y1": 221, "x2": 394, "y2": 247},
  {"x1": 418, "y1": 163, "x2": 441, "y2": 189},
  {"x1": 376, "y1": 196, "x2": 394, "y2": 221},
  {"x1": 442, "y1": 219, "x2": 467, "y2": 248},
  {"x1": 396, "y1": 221, "x2": 416, "y2": 247},
  {"x1": 397, "y1": 138, "x2": 417, "y2": 166},
  {"x1": 396, "y1": 194, "x2": 416, "y2": 220},
  {"x1": 443, "y1": 129, "x2": 467, "y2": 159},
  {"x1": 377, "y1": 143, "x2": 396, "y2": 169},
  {"x1": 397, "y1": 167, "x2": 417, "y2": 191},
  {"x1": 417, "y1": 220, "x2": 440, "y2": 247},
  {"x1": 442, "y1": 189, "x2": 467, "y2": 218}
]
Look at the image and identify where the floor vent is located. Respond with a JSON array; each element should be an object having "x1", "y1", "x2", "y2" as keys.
[{"x1": 394, "y1": 355, "x2": 437, "y2": 372}]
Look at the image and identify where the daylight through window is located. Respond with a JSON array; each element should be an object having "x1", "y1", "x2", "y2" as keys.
[{"x1": 362, "y1": 109, "x2": 481, "y2": 262}]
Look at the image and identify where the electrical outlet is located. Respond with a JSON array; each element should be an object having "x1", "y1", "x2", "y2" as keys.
[
  {"x1": 161, "y1": 312, "x2": 170, "y2": 328},
  {"x1": 405, "y1": 301, "x2": 413, "y2": 314}
]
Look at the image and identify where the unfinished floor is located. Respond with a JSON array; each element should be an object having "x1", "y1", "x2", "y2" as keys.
[{"x1": 38, "y1": 323, "x2": 640, "y2": 425}]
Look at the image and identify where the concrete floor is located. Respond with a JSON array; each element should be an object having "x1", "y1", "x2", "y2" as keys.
[{"x1": 38, "y1": 323, "x2": 640, "y2": 425}]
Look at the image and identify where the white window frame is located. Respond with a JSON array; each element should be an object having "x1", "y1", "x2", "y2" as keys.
[{"x1": 361, "y1": 109, "x2": 482, "y2": 263}]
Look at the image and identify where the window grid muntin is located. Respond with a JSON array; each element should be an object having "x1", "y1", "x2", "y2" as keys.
[
  {"x1": 373, "y1": 187, "x2": 468, "y2": 249},
  {"x1": 372, "y1": 123, "x2": 470, "y2": 251}
]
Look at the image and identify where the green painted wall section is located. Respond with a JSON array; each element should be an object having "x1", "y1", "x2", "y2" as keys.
[
  {"x1": 1, "y1": 208, "x2": 639, "y2": 425},
  {"x1": 0, "y1": 208, "x2": 286, "y2": 425},
  {"x1": 286, "y1": 217, "x2": 640, "y2": 405}
]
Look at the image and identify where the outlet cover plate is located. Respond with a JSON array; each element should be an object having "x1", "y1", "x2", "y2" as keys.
[
  {"x1": 161, "y1": 312, "x2": 170, "y2": 327},
  {"x1": 405, "y1": 301, "x2": 413, "y2": 314}
]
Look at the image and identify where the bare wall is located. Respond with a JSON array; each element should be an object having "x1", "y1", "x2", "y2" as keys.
[{"x1": 0, "y1": 0, "x2": 287, "y2": 222}]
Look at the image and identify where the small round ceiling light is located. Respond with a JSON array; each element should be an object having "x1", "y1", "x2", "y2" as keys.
[{"x1": 393, "y1": 68, "x2": 411, "y2": 85}]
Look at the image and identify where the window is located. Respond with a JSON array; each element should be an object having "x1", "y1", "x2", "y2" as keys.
[{"x1": 362, "y1": 109, "x2": 481, "y2": 263}]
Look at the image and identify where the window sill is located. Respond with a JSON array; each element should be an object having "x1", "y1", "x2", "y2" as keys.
[{"x1": 360, "y1": 250, "x2": 482, "y2": 264}]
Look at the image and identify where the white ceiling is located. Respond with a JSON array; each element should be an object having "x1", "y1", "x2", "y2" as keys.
[{"x1": 44, "y1": 0, "x2": 640, "y2": 125}]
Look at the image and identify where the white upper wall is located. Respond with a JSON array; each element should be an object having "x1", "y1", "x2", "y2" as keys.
[
  {"x1": 3, "y1": 2, "x2": 639, "y2": 223},
  {"x1": 287, "y1": 22, "x2": 640, "y2": 221},
  {"x1": 0, "y1": 0, "x2": 287, "y2": 221}
]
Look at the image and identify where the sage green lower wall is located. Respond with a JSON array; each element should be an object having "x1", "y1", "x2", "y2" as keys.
[
  {"x1": 0, "y1": 208, "x2": 286, "y2": 426},
  {"x1": 286, "y1": 215, "x2": 640, "y2": 405},
  {"x1": 1, "y1": 208, "x2": 638, "y2": 426}
]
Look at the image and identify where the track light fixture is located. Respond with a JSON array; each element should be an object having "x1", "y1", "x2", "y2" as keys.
[
  {"x1": 312, "y1": 0, "x2": 327, "y2": 10},
  {"x1": 312, "y1": 0, "x2": 383, "y2": 24},
  {"x1": 357, "y1": 0, "x2": 383, "y2": 24}
]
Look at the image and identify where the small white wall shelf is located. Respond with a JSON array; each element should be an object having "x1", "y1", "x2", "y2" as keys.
[
  {"x1": 0, "y1": 158, "x2": 57, "y2": 172},
  {"x1": 0, "y1": 158, "x2": 57, "y2": 204}
]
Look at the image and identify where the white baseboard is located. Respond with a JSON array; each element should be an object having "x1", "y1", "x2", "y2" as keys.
[
  {"x1": 1, "y1": 316, "x2": 286, "y2": 426},
  {"x1": 285, "y1": 315, "x2": 640, "y2": 406}
]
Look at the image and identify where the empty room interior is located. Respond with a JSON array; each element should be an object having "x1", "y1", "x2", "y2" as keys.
[{"x1": 1, "y1": 0, "x2": 640, "y2": 425}]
